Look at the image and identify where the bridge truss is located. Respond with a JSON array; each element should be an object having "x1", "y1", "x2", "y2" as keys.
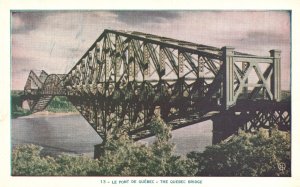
[{"x1": 23, "y1": 29, "x2": 290, "y2": 143}]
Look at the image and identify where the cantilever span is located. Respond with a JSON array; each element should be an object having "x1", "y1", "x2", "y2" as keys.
[{"x1": 23, "y1": 29, "x2": 290, "y2": 143}]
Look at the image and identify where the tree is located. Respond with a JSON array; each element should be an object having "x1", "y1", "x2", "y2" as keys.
[
  {"x1": 12, "y1": 117, "x2": 197, "y2": 176},
  {"x1": 11, "y1": 91, "x2": 31, "y2": 118},
  {"x1": 92, "y1": 117, "x2": 197, "y2": 176},
  {"x1": 12, "y1": 144, "x2": 100, "y2": 176},
  {"x1": 187, "y1": 129, "x2": 291, "y2": 176},
  {"x1": 55, "y1": 155, "x2": 99, "y2": 176},
  {"x1": 12, "y1": 144, "x2": 58, "y2": 176}
]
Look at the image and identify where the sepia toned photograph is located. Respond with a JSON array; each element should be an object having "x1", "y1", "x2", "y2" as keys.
[{"x1": 11, "y1": 10, "x2": 291, "y2": 177}]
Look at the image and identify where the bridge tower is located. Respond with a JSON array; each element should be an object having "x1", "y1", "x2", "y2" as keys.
[
  {"x1": 212, "y1": 46, "x2": 286, "y2": 143},
  {"x1": 22, "y1": 30, "x2": 290, "y2": 158}
]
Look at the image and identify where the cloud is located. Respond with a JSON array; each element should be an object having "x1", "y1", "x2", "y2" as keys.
[
  {"x1": 12, "y1": 12, "x2": 50, "y2": 34},
  {"x1": 243, "y1": 31, "x2": 290, "y2": 45},
  {"x1": 112, "y1": 11, "x2": 180, "y2": 26},
  {"x1": 11, "y1": 11, "x2": 291, "y2": 90}
]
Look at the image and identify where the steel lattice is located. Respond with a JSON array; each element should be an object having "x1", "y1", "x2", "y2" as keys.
[{"x1": 23, "y1": 29, "x2": 290, "y2": 141}]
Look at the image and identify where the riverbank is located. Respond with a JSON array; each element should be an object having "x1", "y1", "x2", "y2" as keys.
[
  {"x1": 12, "y1": 113, "x2": 213, "y2": 157},
  {"x1": 12, "y1": 113, "x2": 103, "y2": 158},
  {"x1": 19, "y1": 111, "x2": 79, "y2": 118}
]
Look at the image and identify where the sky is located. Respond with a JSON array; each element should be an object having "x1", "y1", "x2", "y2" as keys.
[{"x1": 11, "y1": 10, "x2": 291, "y2": 90}]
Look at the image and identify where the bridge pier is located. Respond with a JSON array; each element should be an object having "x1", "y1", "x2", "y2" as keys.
[
  {"x1": 211, "y1": 111, "x2": 240, "y2": 144},
  {"x1": 21, "y1": 29, "x2": 290, "y2": 155},
  {"x1": 94, "y1": 142, "x2": 106, "y2": 159},
  {"x1": 211, "y1": 100, "x2": 291, "y2": 144}
]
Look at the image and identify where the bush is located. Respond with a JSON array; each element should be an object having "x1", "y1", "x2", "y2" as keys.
[
  {"x1": 12, "y1": 118, "x2": 290, "y2": 176},
  {"x1": 46, "y1": 96, "x2": 76, "y2": 112},
  {"x1": 187, "y1": 129, "x2": 291, "y2": 176},
  {"x1": 12, "y1": 117, "x2": 197, "y2": 176},
  {"x1": 91, "y1": 117, "x2": 197, "y2": 176},
  {"x1": 11, "y1": 91, "x2": 31, "y2": 118},
  {"x1": 55, "y1": 155, "x2": 99, "y2": 176},
  {"x1": 12, "y1": 144, "x2": 98, "y2": 176},
  {"x1": 12, "y1": 144, "x2": 58, "y2": 176},
  {"x1": 11, "y1": 106, "x2": 31, "y2": 118}
]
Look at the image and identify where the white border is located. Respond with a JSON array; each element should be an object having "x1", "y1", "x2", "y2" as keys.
[{"x1": 1, "y1": 0, "x2": 299, "y2": 187}]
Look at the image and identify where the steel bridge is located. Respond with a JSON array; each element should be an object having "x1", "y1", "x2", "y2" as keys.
[{"x1": 23, "y1": 29, "x2": 291, "y2": 147}]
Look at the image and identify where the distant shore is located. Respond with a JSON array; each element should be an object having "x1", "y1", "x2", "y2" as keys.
[{"x1": 19, "y1": 111, "x2": 79, "y2": 118}]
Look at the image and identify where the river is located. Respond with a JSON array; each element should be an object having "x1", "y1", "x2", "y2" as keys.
[{"x1": 11, "y1": 113, "x2": 213, "y2": 157}]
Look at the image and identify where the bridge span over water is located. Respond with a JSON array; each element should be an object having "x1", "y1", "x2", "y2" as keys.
[{"x1": 23, "y1": 29, "x2": 291, "y2": 153}]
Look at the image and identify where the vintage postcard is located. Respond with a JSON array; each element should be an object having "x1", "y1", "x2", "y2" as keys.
[{"x1": 1, "y1": 0, "x2": 300, "y2": 187}]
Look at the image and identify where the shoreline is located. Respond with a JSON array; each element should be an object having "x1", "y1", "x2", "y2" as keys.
[{"x1": 19, "y1": 111, "x2": 80, "y2": 118}]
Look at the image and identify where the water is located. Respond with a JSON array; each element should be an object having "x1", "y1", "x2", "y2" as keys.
[
  {"x1": 142, "y1": 121, "x2": 213, "y2": 155},
  {"x1": 11, "y1": 113, "x2": 213, "y2": 157}
]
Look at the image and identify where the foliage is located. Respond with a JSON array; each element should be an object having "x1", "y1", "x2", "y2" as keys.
[
  {"x1": 46, "y1": 96, "x2": 76, "y2": 112},
  {"x1": 11, "y1": 91, "x2": 76, "y2": 118},
  {"x1": 12, "y1": 144, "x2": 99, "y2": 176},
  {"x1": 12, "y1": 117, "x2": 197, "y2": 176},
  {"x1": 12, "y1": 144, "x2": 58, "y2": 176},
  {"x1": 11, "y1": 106, "x2": 31, "y2": 118},
  {"x1": 91, "y1": 117, "x2": 197, "y2": 176},
  {"x1": 187, "y1": 129, "x2": 291, "y2": 176},
  {"x1": 281, "y1": 90, "x2": 291, "y2": 101},
  {"x1": 11, "y1": 90, "x2": 23, "y2": 109},
  {"x1": 12, "y1": 115, "x2": 291, "y2": 176},
  {"x1": 11, "y1": 91, "x2": 31, "y2": 118},
  {"x1": 55, "y1": 155, "x2": 99, "y2": 176}
]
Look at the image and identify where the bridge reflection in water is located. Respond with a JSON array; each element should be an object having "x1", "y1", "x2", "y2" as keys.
[{"x1": 23, "y1": 29, "x2": 291, "y2": 157}]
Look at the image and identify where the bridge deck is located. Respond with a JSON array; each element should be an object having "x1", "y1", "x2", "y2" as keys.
[{"x1": 23, "y1": 29, "x2": 290, "y2": 142}]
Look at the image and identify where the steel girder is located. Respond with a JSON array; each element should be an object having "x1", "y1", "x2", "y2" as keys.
[
  {"x1": 61, "y1": 30, "x2": 225, "y2": 140},
  {"x1": 234, "y1": 101, "x2": 291, "y2": 132},
  {"x1": 222, "y1": 47, "x2": 282, "y2": 108},
  {"x1": 212, "y1": 101, "x2": 291, "y2": 138},
  {"x1": 23, "y1": 29, "x2": 288, "y2": 141},
  {"x1": 24, "y1": 71, "x2": 66, "y2": 113}
]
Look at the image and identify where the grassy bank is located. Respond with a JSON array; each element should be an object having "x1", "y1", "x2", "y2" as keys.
[
  {"x1": 11, "y1": 90, "x2": 31, "y2": 118},
  {"x1": 45, "y1": 96, "x2": 77, "y2": 113},
  {"x1": 11, "y1": 90, "x2": 76, "y2": 118}
]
